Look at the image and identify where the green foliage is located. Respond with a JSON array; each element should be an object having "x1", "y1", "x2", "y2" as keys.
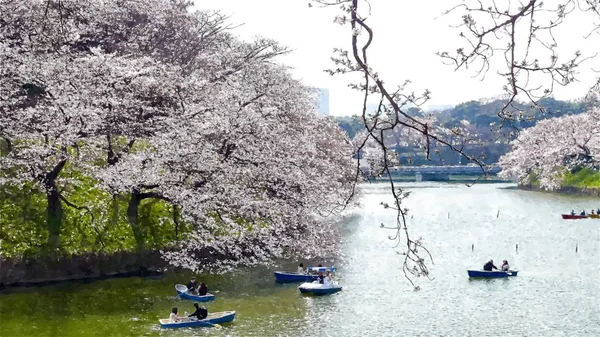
[
  {"x1": 334, "y1": 116, "x2": 364, "y2": 140},
  {"x1": 0, "y1": 166, "x2": 187, "y2": 258},
  {"x1": 562, "y1": 167, "x2": 600, "y2": 188}
]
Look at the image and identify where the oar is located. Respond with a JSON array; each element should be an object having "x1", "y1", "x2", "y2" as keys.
[{"x1": 205, "y1": 322, "x2": 222, "y2": 330}]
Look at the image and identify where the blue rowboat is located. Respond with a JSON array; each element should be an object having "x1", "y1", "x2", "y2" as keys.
[
  {"x1": 274, "y1": 272, "x2": 317, "y2": 283},
  {"x1": 467, "y1": 270, "x2": 518, "y2": 278},
  {"x1": 298, "y1": 281, "x2": 342, "y2": 296},
  {"x1": 175, "y1": 284, "x2": 216, "y2": 302},
  {"x1": 159, "y1": 311, "x2": 235, "y2": 328},
  {"x1": 274, "y1": 266, "x2": 336, "y2": 283}
]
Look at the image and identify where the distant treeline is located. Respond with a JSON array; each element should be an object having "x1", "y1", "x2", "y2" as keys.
[{"x1": 334, "y1": 98, "x2": 590, "y2": 165}]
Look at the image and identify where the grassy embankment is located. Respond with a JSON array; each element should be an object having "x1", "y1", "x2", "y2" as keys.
[{"x1": 526, "y1": 167, "x2": 600, "y2": 196}]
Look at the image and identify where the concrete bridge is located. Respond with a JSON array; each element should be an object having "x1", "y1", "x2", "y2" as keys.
[
  {"x1": 357, "y1": 162, "x2": 502, "y2": 181},
  {"x1": 391, "y1": 165, "x2": 501, "y2": 181}
]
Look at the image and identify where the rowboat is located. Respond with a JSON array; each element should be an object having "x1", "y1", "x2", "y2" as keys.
[
  {"x1": 588, "y1": 214, "x2": 600, "y2": 219},
  {"x1": 467, "y1": 270, "x2": 518, "y2": 278},
  {"x1": 159, "y1": 311, "x2": 235, "y2": 328},
  {"x1": 175, "y1": 284, "x2": 216, "y2": 302},
  {"x1": 561, "y1": 214, "x2": 588, "y2": 219},
  {"x1": 274, "y1": 272, "x2": 317, "y2": 283},
  {"x1": 274, "y1": 266, "x2": 335, "y2": 283},
  {"x1": 298, "y1": 281, "x2": 342, "y2": 295}
]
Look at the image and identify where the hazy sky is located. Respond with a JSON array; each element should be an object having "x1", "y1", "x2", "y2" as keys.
[{"x1": 194, "y1": 0, "x2": 599, "y2": 116}]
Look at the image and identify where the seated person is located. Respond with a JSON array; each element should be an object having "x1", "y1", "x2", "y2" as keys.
[
  {"x1": 197, "y1": 282, "x2": 208, "y2": 296},
  {"x1": 188, "y1": 303, "x2": 208, "y2": 321},
  {"x1": 501, "y1": 260, "x2": 510, "y2": 271},
  {"x1": 317, "y1": 271, "x2": 325, "y2": 284},
  {"x1": 571, "y1": 210, "x2": 576, "y2": 216},
  {"x1": 580, "y1": 210, "x2": 586, "y2": 216},
  {"x1": 297, "y1": 263, "x2": 305, "y2": 274},
  {"x1": 323, "y1": 271, "x2": 333, "y2": 285},
  {"x1": 483, "y1": 259, "x2": 498, "y2": 271},
  {"x1": 187, "y1": 277, "x2": 199, "y2": 294},
  {"x1": 169, "y1": 307, "x2": 181, "y2": 323}
]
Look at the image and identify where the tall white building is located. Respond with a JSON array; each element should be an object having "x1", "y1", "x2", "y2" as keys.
[{"x1": 316, "y1": 88, "x2": 330, "y2": 116}]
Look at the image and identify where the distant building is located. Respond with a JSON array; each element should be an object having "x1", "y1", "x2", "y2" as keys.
[{"x1": 316, "y1": 88, "x2": 330, "y2": 116}]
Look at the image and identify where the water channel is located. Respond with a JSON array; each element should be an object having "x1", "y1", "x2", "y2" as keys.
[{"x1": 1, "y1": 182, "x2": 599, "y2": 336}]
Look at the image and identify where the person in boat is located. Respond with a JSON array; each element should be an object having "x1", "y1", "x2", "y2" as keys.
[
  {"x1": 571, "y1": 210, "x2": 576, "y2": 216},
  {"x1": 297, "y1": 263, "x2": 305, "y2": 274},
  {"x1": 483, "y1": 259, "x2": 498, "y2": 271},
  {"x1": 501, "y1": 260, "x2": 510, "y2": 272},
  {"x1": 187, "y1": 277, "x2": 199, "y2": 295},
  {"x1": 169, "y1": 307, "x2": 181, "y2": 323},
  {"x1": 188, "y1": 303, "x2": 208, "y2": 321},
  {"x1": 323, "y1": 271, "x2": 334, "y2": 285},
  {"x1": 317, "y1": 271, "x2": 325, "y2": 284},
  {"x1": 591, "y1": 210, "x2": 596, "y2": 215},
  {"x1": 197, "y1": 282, "x2": 208, "y2": 296},
  {"x1": 580, "y1": 210, "x2": 586, "y2": 216}
]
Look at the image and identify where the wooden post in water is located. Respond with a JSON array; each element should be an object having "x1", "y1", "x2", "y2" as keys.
[
  {"x1": 497, "y1": 210, "x2": 500, "y2": 218},
  {"x1": 576, "y1": 243, "x2": 578, "y2": 253},
  {"x1": 448, "y1": 212, "x2": 450, "y2": 219},
  {"x1": 516, "y1": 243, "x2": 518, "y2": 254},
  {"x1": 471, "y1": 244, "x2": 474, "y2": 252}
]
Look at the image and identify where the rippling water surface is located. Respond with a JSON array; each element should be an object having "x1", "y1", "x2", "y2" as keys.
[{"x1": 1, "y1": 182, "x2": 599, "y2": 337}]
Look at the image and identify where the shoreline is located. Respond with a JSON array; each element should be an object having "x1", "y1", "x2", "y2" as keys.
[
  {"x1": 0, "y1": 250, "x2": 170, "y2": 291},
  {"x1": 518, "y1": 184, "x2": 600, "y2": 197}
]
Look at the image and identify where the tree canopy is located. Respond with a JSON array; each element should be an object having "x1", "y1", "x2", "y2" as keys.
[{"x1": 0, "y1": 0, "x2": 358, "y2": 270}]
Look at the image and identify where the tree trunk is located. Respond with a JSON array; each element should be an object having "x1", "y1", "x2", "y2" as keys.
[
  {"x1": 46, "y1": 183, "x2": 63, "y2": 251},
  {"x1": 110, "y1": 194, "x2": 120, "y2": 227},
  {"x1": 43, "y1": 159, "x2": 67, "y2": 252},
  {"x1": 127, "y1": 192, "x2": 145, "y2": 253}
]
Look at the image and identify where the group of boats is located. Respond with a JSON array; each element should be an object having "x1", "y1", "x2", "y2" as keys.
[
  {"x1": 159, "y1": 284, "x2": 232, "y2": 329},
  {"x1": 275, "y1": 266, "x2": 343, "y2": 295},
  {"x1": 160, "y1": 266, "x2": 340, "y2": 329},
  {"x1": 561, "y1": 211, "x2": 600, "y2": 220},
  {"x1": 161, "y1": 264, "x2": 518, "y2": 329}
]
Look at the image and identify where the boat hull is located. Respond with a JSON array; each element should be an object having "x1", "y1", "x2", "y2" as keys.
[
  {"x1": 159, "y1": 311, "x2": 235, "y2": 328},
  {"x1": 588, "y1": 214, "x2": 600, "y2": 219},
  {"x1": 298, "y1": 282, "x2": 342, "y2": 295},
  {"x1": 468, "y1": 270, "x2": 518, "y2": 278},
  {"x1": 175, "y1": 284, "x2": 215, "y2": 302},
  {"x1": 274, "y1": 272, "x2": 317, "y2": 283},
  {"x1": 562, "y1": 214, "x2": 588, "y2": 219}
]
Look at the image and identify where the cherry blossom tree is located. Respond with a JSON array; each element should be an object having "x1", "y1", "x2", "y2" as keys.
[
  {"x1": 0, "y1": 0, "x2": 195, "y2": 251},
  {"x1": 499, "y1": 108, "x2": 600, "y2": 190},
  {"x1": 2, "y1": 0, "x2": 357, "y2": 264}
]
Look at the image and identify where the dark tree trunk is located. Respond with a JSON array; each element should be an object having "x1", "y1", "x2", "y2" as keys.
[
  {"x1": 46, "y1": 182, "x2": 63, "y2": 251},
  {"x1": 42, "y1": 159, "x2": 68, "y2": 252},
  {"x1": 127, "y1": 192, "x2": 145, "y2": 253},
  {"x1": 126, "y1": 189, "x2": 171, "y2": 253}
]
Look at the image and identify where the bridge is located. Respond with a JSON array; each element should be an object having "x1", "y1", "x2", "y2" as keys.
[
  {"x1": 357, "y1": 162, "x2": 502, "y2": 181},
  {"x1": 392, "y1": 165, "x2": 501, "y2": 181}
]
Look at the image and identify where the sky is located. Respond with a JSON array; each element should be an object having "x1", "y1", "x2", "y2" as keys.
[{"x1": 194, "y1": 0, "x2": 599, "y2": 116}]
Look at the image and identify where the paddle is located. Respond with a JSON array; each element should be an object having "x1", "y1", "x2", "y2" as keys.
[{"x1": 204, "y1": 322, "x2": 222, "y2": 330}]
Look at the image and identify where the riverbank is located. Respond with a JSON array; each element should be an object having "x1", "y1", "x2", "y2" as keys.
[
  {"x1": 0, "y1": 250, "x2": 169, "y2": 290},
  {"x1": 515, "y1": 167, "x2": 600, "y2": 197},
  {"x1": 519, "y1": 184, "x2": 600, "y2": 197}
]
